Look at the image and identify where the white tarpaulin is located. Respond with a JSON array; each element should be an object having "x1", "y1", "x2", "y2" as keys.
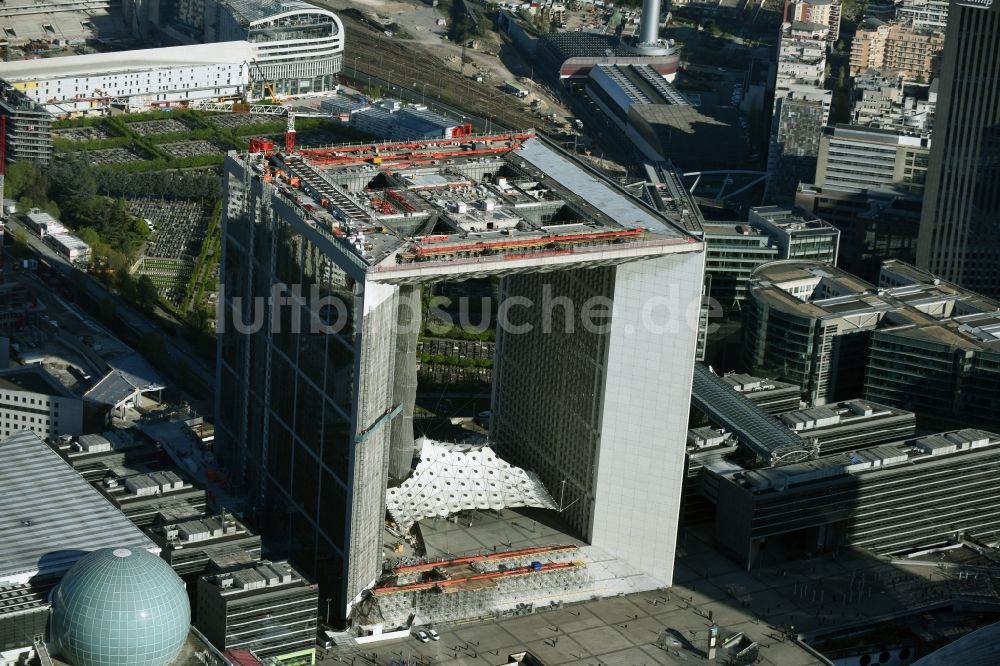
[{"x1": 386, "y1": 438, "x2": 557, "y2": 531}]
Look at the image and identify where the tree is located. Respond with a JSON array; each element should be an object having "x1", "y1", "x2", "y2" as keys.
[
  {"x1": 837, "y1": 66, "x2": 847, "y2": 90},
  {"x1": 47, "y1": 155, "x2": 96, "y2": 210},
  {"x1": 135, "y1": 275, "x2": 158, "y2": 312},
  {"x1": 5, "y1": 161, "x2": 46, "y2": 201}
]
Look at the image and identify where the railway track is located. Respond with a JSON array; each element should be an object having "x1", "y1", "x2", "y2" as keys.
[{"x1": 338, "y1": 17, "x2": 560, "y2": 135}]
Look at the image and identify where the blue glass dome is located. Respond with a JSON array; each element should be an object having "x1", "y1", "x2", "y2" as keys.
[{"x1": 50, "y1": 547, "x2": 190, "y2": 666}]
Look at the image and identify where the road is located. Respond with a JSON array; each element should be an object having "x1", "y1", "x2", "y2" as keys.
[{"x1": 7, "y1": 219, "x2": 215, "y2": 390}]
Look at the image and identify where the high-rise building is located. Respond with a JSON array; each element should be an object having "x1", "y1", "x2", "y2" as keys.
[
  {"x1": 767, "y1": 97, "x2": 827, "y2": 201},
  {"x1": 0, "y1": 85, "x2": 52, "y2": 165},
  {"x1": 850, "y1": 19, "x2": 945, "y2": 81},
  {"x1": 196, "y1": 561, "x2": 318, "y2": 663},
  {"x1": 916, "y1": 0, "x2": 1000, "y2": 299},
  {"x1": 217, "y1": 133, "x2": 706, "y2": 622},
  {"x1": 896, "y1": 0, "x2": 951, "y2": 30},
  {"x1": 795, "y1": 183, "x2": 922, "y2": 280},
  {"x1": 743, "y1": 261, "x2": 887, "y2": 406},
  {"x1": 814, "y1": 125, "x2": 931, "y2": 193}
]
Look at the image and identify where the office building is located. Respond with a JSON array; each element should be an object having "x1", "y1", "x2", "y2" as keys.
[
  {"x1": 769, "y1": 21, "x2": 832, "y2": 201},
  {"x1": 778, "y1": 398, "x2": 916, "y2": 455},
  {"x1": 645, "y1": 201, "x2": 840, "y2": 313},
  {"x1": 695, "y1": 207, "x2": 839, "y2": 311},
  {"x1": 743, "y1": 261, "x2": 890, "y2": 405},
  {"x1": 814, "y1": 125, "x2": 931, "y2": 194},
  {"x1": 866, "y1": 261, "x2": 1000, "y2": 431},
  {"x1": 713, "y1": 428, "x2": 1000, "y2": 568},
  {"x1": 748, "y1": 206, "x2": 840, "y2": 264},
  {"x1": 745, "y1": 258, "x2": 1000, "y2": 423},
  {"x1": 0, "y1": 583, "x2": 49, "y2": 666},
  {"x1": 701, "y1": 223, "x2": 781, "y2": 309},
  {"x1": 149, "y1": 512, "x2": 262, "y2": 578},
  {"x1": 197, "y1": 561, "x2": 318, "y2": 664},
  {"x1": 850, "y1": 19, "x2": 944, "y2": 81},
  {"x1": 767, "y1": 97, "x2": 827, "y2": 201},
  {"x1": 217, "y1": 132, "x2": 705, "y2": 622},
  {"x1": 795, "y1": 183, "x2": 922, "y2": 280},
  {"x1": 0, "y1": 85, "x2": 52, "y2": 165},
  {"x1": 721, "y1": 373, "x2": 802, "y2": 414},
  {"x1": 916, "y1": 0, "x2": 1000, "y2": 299},
  {"x1": 51, "y1": 430, "x2": 168, "y2": 484},
  {"x1": 0, "y1": 365, "x2": 83, "y2": 440}
]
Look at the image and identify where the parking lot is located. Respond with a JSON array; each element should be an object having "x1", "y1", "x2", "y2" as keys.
[{"x1": 125, "y1": 118, "x2": 190, "y2": 136}]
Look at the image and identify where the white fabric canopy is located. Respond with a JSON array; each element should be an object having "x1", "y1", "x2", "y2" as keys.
[{"x1": 386, "y1": 438, "x2": 557, "y2": 531}]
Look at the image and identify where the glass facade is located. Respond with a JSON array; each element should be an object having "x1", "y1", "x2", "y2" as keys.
[{"x1": 50, "y1": 548, "x2": 190, "y2": 666}]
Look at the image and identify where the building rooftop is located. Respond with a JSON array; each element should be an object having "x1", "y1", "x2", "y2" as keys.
[
  {"x1": 0, "y1": 42, "x2": 254, "y2": 81},
  {"x1": 749, "y1": 206, "x2": 840, "y2": 235},
  {"x1": 0, "y1": 430, "x2": 157, "y2": 585},
  {"x1": 640, "y1": 162, "x2": 705, "y2": 234},
  {"x1": 691, "y1": 364, "x2": 814, "y2": 464},
  {"x1": 748, "y1": 261, "x2": 890, "y2": 319},
  {"x1": 722, "y1": 373, "x2": 800, "y2": 394},
  {"x1": 235, "y1": 133, "x2": 702, "y2": 284},
  {"x1": 0, "y1": 365, "x2": 74, "y2": 397},
  {"x1": 151, "y1": 512, "x2": 253, "y2": 550},
  {"x1": 729, "y1": 429, "x2": 1000, "y2": 495},
  {"x1": 780, "y1": 399, "x2": 914, "y2": 435},
  {"x1": 0, "y1": 0, "x2": 127, "y2": 46},
  {"x1": 203, "y1": 560, "x2": 310, "y2": 597},
  {"x1": 218, "y1": 0, "x2": 328, "y2": 27}
]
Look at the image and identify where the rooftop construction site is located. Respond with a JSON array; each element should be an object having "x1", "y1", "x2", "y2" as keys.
[{"x1": 229, "y1": 130, "x2": 698, "y2": 283}]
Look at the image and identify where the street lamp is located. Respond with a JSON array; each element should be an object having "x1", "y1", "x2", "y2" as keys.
[
  {"x1": 325, "y1": 598, "x2": 332, "y2": 625},
  {"x1": 353, "y1": 56, "x2": 360, "y2": 80}
]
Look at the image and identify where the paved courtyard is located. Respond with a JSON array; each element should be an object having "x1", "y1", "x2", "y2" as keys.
[{"x1": 323, "y1": 520, "x2": 1000, "y2": 666}]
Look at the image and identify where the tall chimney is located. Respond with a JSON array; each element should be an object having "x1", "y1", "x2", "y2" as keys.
[{"x1": 639, "y1": 0, "x2": 662, "y2": 45}]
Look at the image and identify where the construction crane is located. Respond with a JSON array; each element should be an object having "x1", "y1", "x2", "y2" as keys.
[{"x1": 247, "y1": 60, "x2": 280, "y2": 105}]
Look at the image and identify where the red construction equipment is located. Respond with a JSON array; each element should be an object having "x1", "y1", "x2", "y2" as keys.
[
  {"x1": 401, "y1": 228, "x2": 646, "y2": 262},
  {"x1": 248, "y1": 137, "x2": 274, "y2": 153},
  {"x1": 391, "y1": 544, "x2": 578, "y2": 575},
  {"x1": 373, "y1": 560, "x2": 582, "y2": 596}
]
